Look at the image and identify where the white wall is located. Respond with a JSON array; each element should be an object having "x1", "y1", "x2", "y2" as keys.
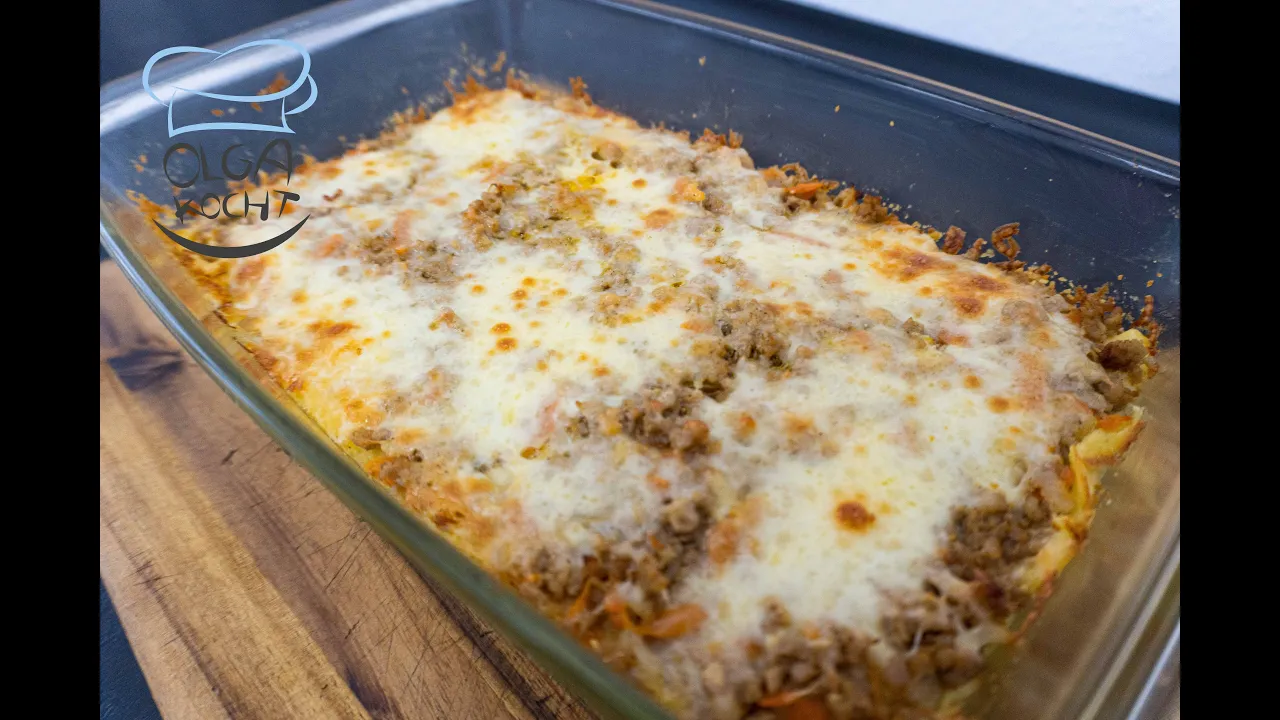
[{"x1": 784, "y1": 0, "x2": 1179, "y2": 103}]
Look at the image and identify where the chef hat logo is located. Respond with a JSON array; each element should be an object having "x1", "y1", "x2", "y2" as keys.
[{"x1": 143, "y1": 39, "x2": 318, "y2": 137}]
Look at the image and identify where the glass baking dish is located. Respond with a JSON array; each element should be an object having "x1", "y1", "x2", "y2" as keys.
[{"x1": 99, "y1": 1, "x2": 1180, "y2": 718}]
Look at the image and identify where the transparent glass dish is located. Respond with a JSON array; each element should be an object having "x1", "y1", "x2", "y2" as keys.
[{"x1": 99, "y1": 1, "x2": 1180, "y2": 718}]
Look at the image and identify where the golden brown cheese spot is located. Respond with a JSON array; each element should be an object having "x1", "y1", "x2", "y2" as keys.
[
  {"x1": 291, "y1": 290, "x2": 308, "y2": 304},
  {"x1": 987, "y1": 396, "x2": 1012, "y2": 413},
  {"x1": 731, "y1": 413, "x2": 757, "y2": 442},
  {"x1": 491, "y1": 322, "x2": 512, "y2": 335},
  {"x1": 343, "y1": 398, "x2": 385, "y2": 426},
  {"x1": 512, "y1": 288, "x2": 528, "y2": 300},
  {"x1": 643, "y1": 208, "x2": 676, "y2": 229},
  {"x1": 835, "y1": 500, "x2": 876, "y2": 532},
  {"x1": 233, "y1": 258, "x2": 267, "y2": 287},
  {"x1": 342, "y1": 297, "x2": 357, "y2": 308},
  {"x1": 496, "y1": 337, "x2": 518, "y2": 352},
  {"x1": 681, "y1": 317, "x2": 714, "y2": 333},
  {"x1": 472, "y1": 284, "x2": 486, "y2": 294},
  {"x1": 520, "y1": 446, "x2": 538, "y2": 459},
  {"x1": 522, "y1": 277, "x2": 537, "y2": 286},
  {"x1": 936, "y1": 329, "x2": 968, "y2": 346},
  {"x1": 708, "y1": 498, "x2": 764, "y2": 567},
  {"x1": 963, "y1": 375, "x2": 982, "y2": 389},
  {"x1": 783, "y1": 413, "x2": 814, "y2": 434},
  {"x1": 671, "y1": 176, "x2": 706, "y2": 204},
  {"x1": 959, "y1": 274, "x2": 1008, "y2": 294},
  {"x1": 468, "y1": 156, "x2": 503, "y2": 175},
  {"x1": 647, "y1": 474, "x2": 671, "y2": 491},
  {"x1": 632, "y1": 178, "x2": 647, "y2": 188},
  {"x1": 430, "y1": 309, "x2": 463, "y2": 332},
  {"x1": 783, "y1": 413, "x2": 835, "y2": 455},
  {"x1": 1029, "y1": 328, "x2": 1058, "y2": 349},
  {"x1": 877, "y1": 245, "x2": 947, "y2": 282},
  {"x1": 596, "y1": 292, "x2": 624, "y2": 314},
  {"x1": 951, "y1": 295, "x2": 986, "y2": 318},
  {"x1": 308, "y1": 320, "x2": 355, "y2": 338},
  {"x1": 708, "y1": 518, "x2": 741, "y2": 566}
]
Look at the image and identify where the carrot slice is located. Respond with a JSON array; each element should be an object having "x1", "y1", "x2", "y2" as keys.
[
  {"x1": 638, "y1": 603, "x2": 707, "y2": 639},
  {"x1": 1096, "y1": 414, "x2": 1132, "y2": 431},
  {"x1": 603, "y1": 589, "x2": 637, "y2": 631},
  {"x1": 567, "y1": 578, "x2": 601, "y2": 621},
  {"x1": 784, "y1": 181, "x2": 827, "y2": 199}
]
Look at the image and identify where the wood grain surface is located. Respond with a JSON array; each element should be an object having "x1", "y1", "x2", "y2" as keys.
[{"x1": 99, "y1": 260, "x2": 597, "y2": 720}]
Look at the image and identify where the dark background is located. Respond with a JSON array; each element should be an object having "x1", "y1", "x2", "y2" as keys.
[
  {"x1": 99, "y1": 1, "x2": 1178, "y2": 717},
  {"x1": 99, "y1": 0, "x2": 1179, "y2": 158}
]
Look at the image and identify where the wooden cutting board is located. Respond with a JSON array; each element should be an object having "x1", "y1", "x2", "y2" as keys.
[{"x1": 99, "y1": 259, "x2": 597, "y2": 720}]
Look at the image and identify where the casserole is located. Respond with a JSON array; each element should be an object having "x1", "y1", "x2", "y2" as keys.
[{"x1": 99, "y1": 2, "x2": 1179, "y2": 718}]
